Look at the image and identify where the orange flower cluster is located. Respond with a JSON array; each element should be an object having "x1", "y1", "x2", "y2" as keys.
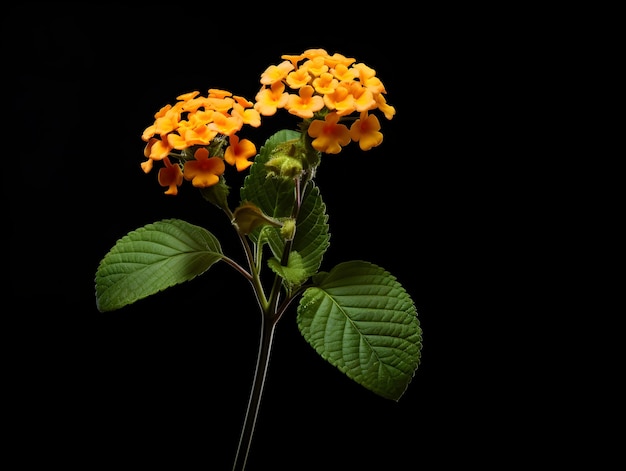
[
  {"x1": 254, "y1": 48, "x2": 396, "y2": 154},
  {"x1": 141, "y1": 89, "x2": 261, "y2": 195}
]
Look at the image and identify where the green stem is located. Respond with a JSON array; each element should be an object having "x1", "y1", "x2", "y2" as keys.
[
  {"x1": 231, "y1": 313, "x2": 277, "y2": 471},
  {"x1": 221, "y1": 255, "x2": 253, "y2": 281},
  {"x1": 223, "y1": 206, "x2": 269, "y2": 311},
  {"x1": 231, "y1": 173, "x2": 309, "y2": 469}
]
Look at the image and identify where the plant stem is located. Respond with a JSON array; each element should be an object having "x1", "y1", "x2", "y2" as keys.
[
  {"x1": 232, "y1": 174, "x2": 306, "y2": 469},
  {"x1": 232, "y1": 313, "x2": 277, "y2": 471}
]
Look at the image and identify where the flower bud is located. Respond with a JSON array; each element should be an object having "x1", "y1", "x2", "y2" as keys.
[
  {"x1": 265, "y1": 155, "x2": 303, "y2": 179},
  {"x1": 280, "y1": 218, "x2": 296, "y2": 241}
]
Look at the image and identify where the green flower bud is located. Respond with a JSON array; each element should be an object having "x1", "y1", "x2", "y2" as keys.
[
  {"x1": 265, "y1": 155, "x2": 303, "y2": 179},
  {"x1": 280, "y1": 218, "x2": 296, "y2": 241}
]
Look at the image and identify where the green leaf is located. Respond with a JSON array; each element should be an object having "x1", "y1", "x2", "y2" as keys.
[
  {"x1": 241, "y1": 129, "x2": 302, "y2": 221},
  {"x1": 267, "y1": 251, "x2": 309, "y2": 288},
  {"x1": 297, "y1": 261, "x2": 422, "y2": 401},
  {"x1": 265, "y1": 183, "x2": 329, "y2": 280},
  {"x1": 95, "y1": 218, "x2": 224, "y2": 312}
]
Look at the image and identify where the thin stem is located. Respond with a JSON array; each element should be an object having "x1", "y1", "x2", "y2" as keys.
[
  {"x1": 231, "y1": 314, "x2": 277, "y2": 471},
  {"x1": 221, "y1": 255, "x2": 253, "y2": 281},
  {"x1": 266, "y1": 176, "x2": 305, "y2": 315},
  {"x1": 222, "y1": 206, "x2": 269, "y2": 311}
]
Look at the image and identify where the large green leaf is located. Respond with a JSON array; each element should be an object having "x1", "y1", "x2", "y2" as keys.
[
  {"x1": 297, "y1": 261, "x2": 422, "y2": 401},
  {"x1": 95, "y1": 218, "x2": 224, "y2": 312}
]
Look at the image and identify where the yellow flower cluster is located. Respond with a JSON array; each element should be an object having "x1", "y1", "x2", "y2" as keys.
[
  {"x1": 141, "y1": 89, "x2": 261, "y2": 194},
  {"x1": 253, "y1": 48, "x2": 396, "y2": 154}
]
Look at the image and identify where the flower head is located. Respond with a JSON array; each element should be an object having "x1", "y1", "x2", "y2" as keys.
[
  {"x1": 141, "y1": 88, "x2": 261, "y2": 195},
  {"x1": 254, "y1": 49, "x2": 395, "y2": 154}
]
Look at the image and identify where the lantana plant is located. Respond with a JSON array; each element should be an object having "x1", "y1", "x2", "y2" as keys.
[{"x1": 95, "y1": 48, "x2": 423, "y2": 471}]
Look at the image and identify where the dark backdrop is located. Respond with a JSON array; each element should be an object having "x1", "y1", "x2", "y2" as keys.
[{"x1": 6, "y1": 5, "x2": 501, "y2": 470}]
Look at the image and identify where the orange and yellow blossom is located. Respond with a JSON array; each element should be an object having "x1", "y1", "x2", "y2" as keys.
[
  {"x1": 330, "y1": 63, "x2": 356, "y2": 82},
  {"x1": 260, "y1": 61, "x2": 294, "y2": 85},
  {"x1": 141, "y1": 138, "x2": 158, "y2": 173},
  {"x1": 283, "y1": 49, "x2": 355, "y2": 69},
  {"x1": 322, "y1": 83, "x2": 356, "y2": 116},
  {"x1": 254, "y1": 81, "x2": 289, "y2": 116},
  {"x1": 286, "y1": 85, "x2": 324, "y2": 118},
  {"x1": 281, "y1": 53, "x2": 306, "y2": 69},
  {"x1": 224, "y1": 135, "x2": 257, "y2": 171},
  {"x1": 307, "y1": 112, "x2": 351, "y2": 154},
  {"x1": 186, "y1": 109, "x2": 216, "y2": 127},
  {"x1": 312, "y1": 72, "x2": 338, "y2": 95},
  {"x1": 301, "y1": 48, "x2": 330, "y2": 60},
  {"x1": 158, "y1": 157, "x2": 184, "y2": 195},
  {"x1": 286, "y1": 66, "x2": 312, "y2": 89},
  {"x1": 375, "y1": 93, "x2": 396, "y2": 120},
  {"x1": 143, "y1": 136, "x2": 172, "y2": 161},
  {"x1": 303, "y1": 56, "x2": 328, "y2": 77},
  {"x1": 203, "y1": 96, "x2": 236, "y2": 113},
  {"x1": 323, "y1": 52, "x2": 356, "y2": 68},
  {"x1": 207, "y1": 88, "x2": 232, "y2": 99},
  {"x1": 349, "y1": 112, "x2": 383, "y2": 151},
  {"x1": 177, "y1": 91, "x2": 201, "y2": 102},
  {"x1": 182, "y1": 96, "x2": 213, "y2": 113},
  {"x1": 209, "y1": 112, "x2": 243, "y2": 136},
  {"x1": 153, "y1": 104, "x2": 184, "y2": 136},
  {"x1": 348, "y1": 82, "x2": 377, "y2": 113},
  {"x1": 351, "y1": 63, "x2": 378, "y2": 84},
  {"x1": 174, "y1": 125, "x2": 218, "y2": 148},
  {"x1": 232, "y1": 102, "x2": 262, "y2": 128},
  {"x1": 141, "y1": 103, "x2": 176, "y2": 141},
  {"x1": 183, "y1": 147, "x2": 225, "y2": 188}
]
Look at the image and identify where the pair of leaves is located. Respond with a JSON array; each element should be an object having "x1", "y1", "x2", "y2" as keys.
[{"x1": 95, "y1": 220, "x2": 421, "y2": 400}]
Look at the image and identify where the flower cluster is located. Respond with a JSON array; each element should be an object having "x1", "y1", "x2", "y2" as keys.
[
  {"x1": 253, "y1": 48, "x2": 396, "y2": 154},
  {"x1": 141, "y1": 89, "x2": 261, "y2": 195}
]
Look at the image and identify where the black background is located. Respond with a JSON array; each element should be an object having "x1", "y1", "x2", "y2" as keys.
[{"x1": 6, "y1": 4, "x2": 517, "y2": 470}]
